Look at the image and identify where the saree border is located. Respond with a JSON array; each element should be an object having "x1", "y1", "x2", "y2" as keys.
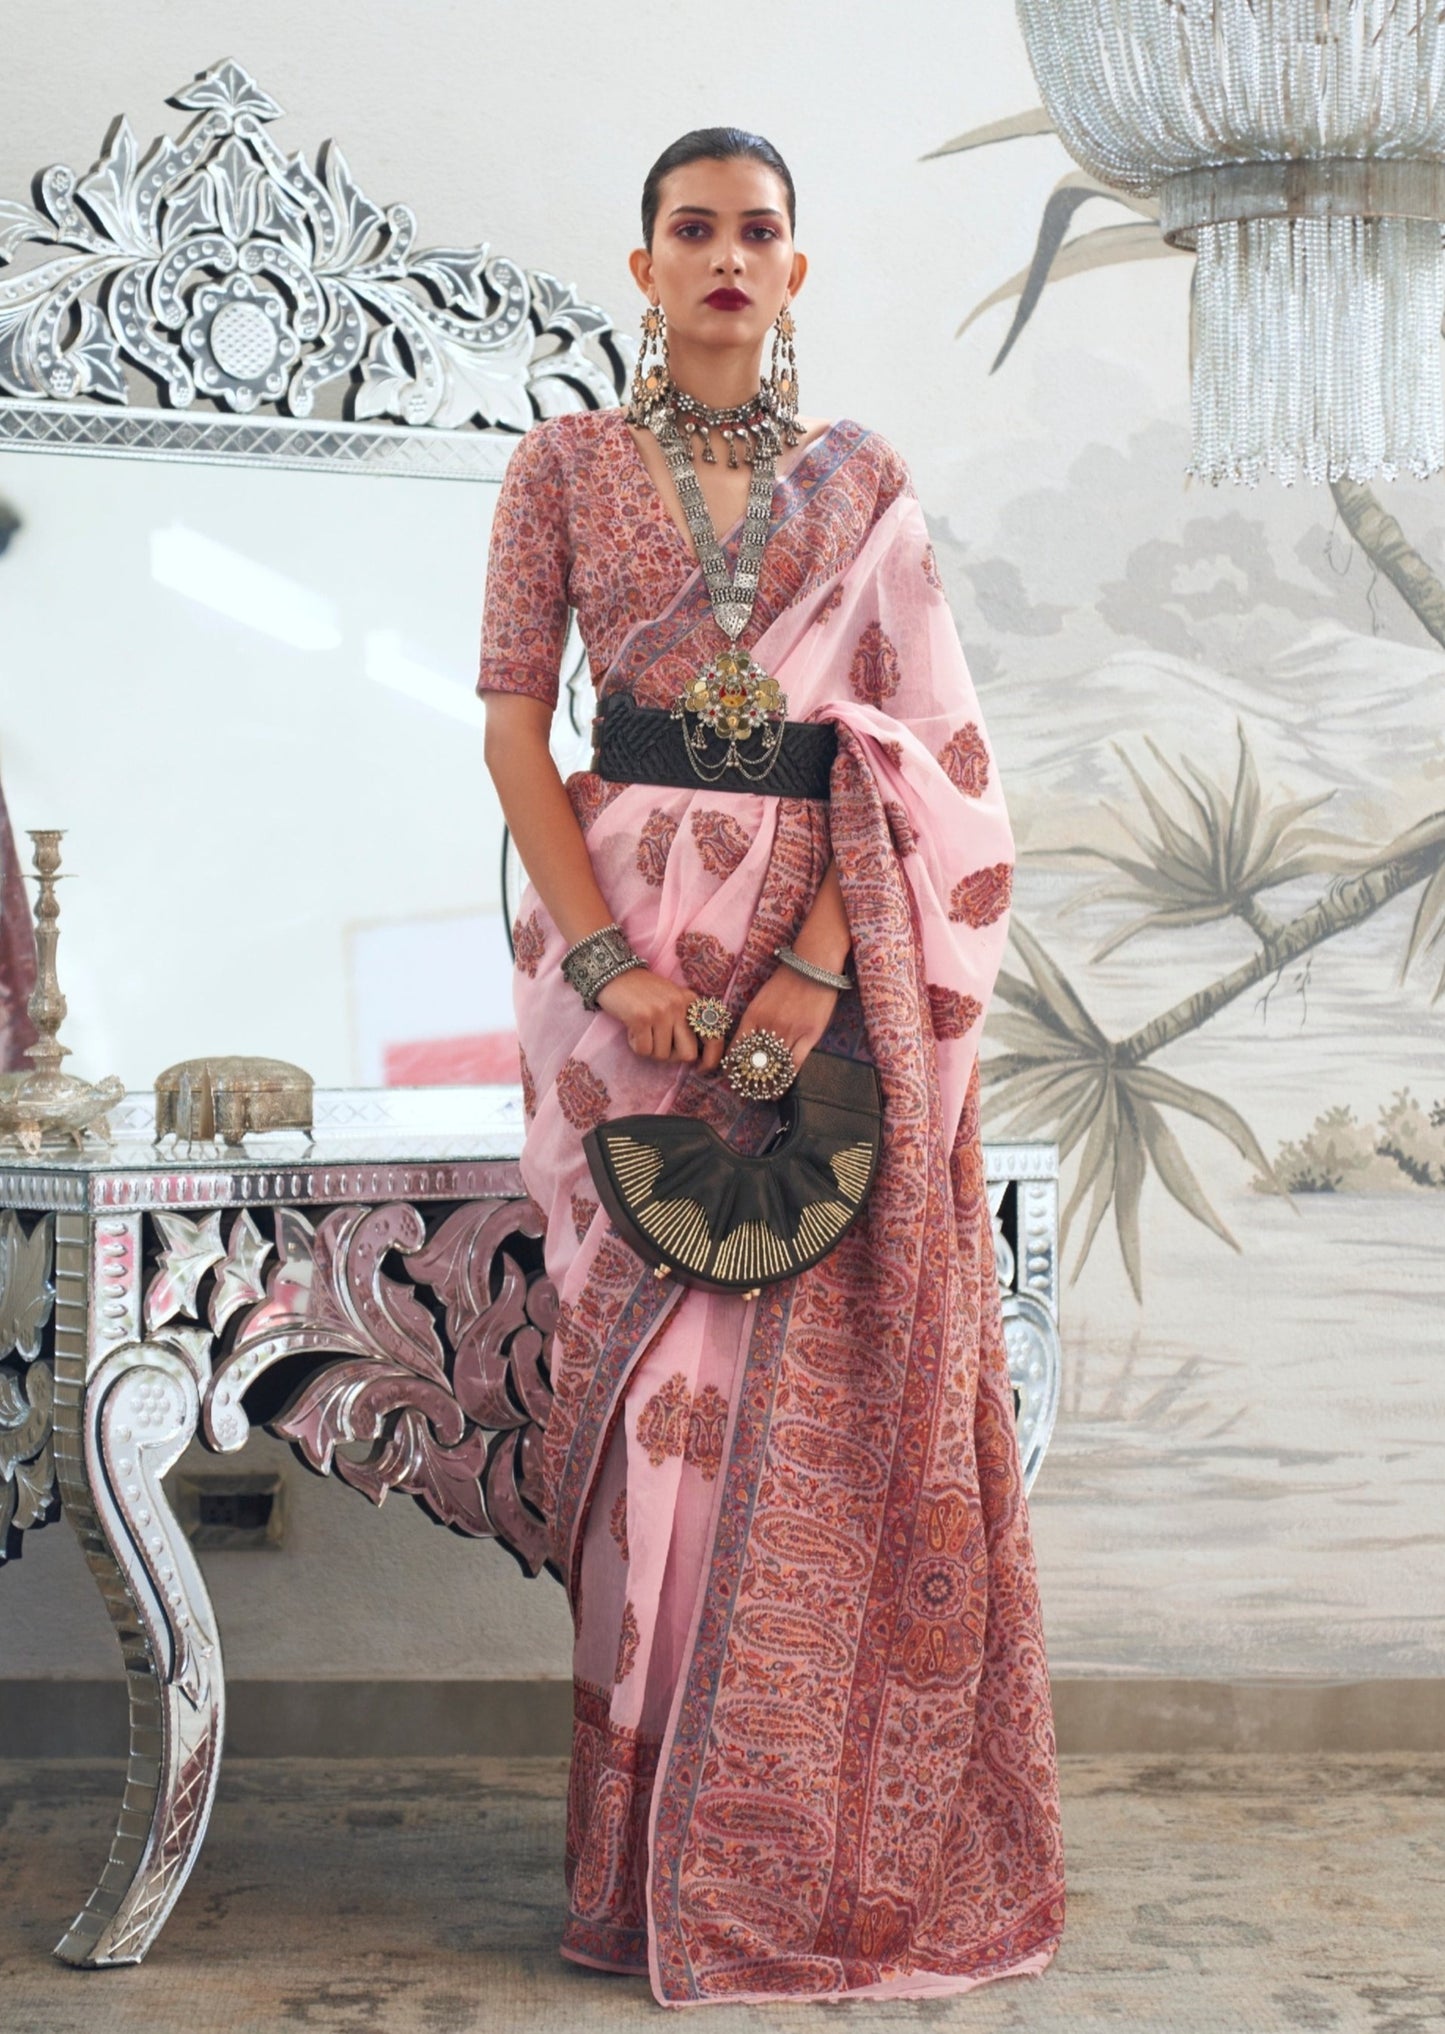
[{"x1": 552, "y1": 1270, "x2": 682, "y2": 1605}]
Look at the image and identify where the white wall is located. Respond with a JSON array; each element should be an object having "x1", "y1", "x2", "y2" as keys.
[{"x1": 3, "y1": 0, "x2": 1442, "y2": 1686}]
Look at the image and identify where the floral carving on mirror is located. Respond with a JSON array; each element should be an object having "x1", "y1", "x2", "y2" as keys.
[{"x1": 0, "y1": 57, "x2": 630, "y2": 476}]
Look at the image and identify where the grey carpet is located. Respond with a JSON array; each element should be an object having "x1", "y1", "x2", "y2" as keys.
[{"x1": 0, "y1": 1755, "x2": 1441, "y2": 2032}]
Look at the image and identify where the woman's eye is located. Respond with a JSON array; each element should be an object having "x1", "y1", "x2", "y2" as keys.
[{"x1": 671, "y1": 221, "x2": 778, "y2": 241}]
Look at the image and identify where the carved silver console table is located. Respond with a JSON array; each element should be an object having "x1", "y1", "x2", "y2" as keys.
[
  {"x1": 0, "y1": 1088, "x2": 548, "y2": 1968},
  {"x1": 0, "y1": 1087, "x2": 1060, "y2": 1969}
]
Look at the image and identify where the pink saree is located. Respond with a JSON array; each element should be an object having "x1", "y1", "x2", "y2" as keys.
[{"x1": 487, "y1": 412, "x2": 1064, "y2": 2005}]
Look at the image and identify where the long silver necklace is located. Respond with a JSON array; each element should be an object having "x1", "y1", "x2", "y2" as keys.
[{"x1": 652, "y1": 394, "x2": 790, "y2": 785}]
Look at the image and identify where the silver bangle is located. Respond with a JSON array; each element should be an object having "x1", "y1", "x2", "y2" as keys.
[
  {"x1": 559, "y1": 921, "x2": 622, "y2": 967},
  {"x1": 560, "y1": 924, "x2": 645, "y2": 1010},
  {"x1": 774, "y1": 944, "x2": 854, "y2": 993}
]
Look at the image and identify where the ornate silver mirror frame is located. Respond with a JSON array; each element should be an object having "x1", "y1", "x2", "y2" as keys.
[
  {"x1": 0, "y1": 51, "x2": 614, "y2": 1059},
  {"x1": 0, "y1": 56, "x2": 630, "y2": 475}
]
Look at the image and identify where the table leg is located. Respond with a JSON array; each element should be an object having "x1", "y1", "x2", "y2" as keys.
[{"x1": 49, "y1": 1209, "x2": 224, "y2": 1966}]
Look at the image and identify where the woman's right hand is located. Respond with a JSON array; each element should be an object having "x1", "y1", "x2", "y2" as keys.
[{"x1": 595, "y1": 967, "x2": 729, "y2": 1073}]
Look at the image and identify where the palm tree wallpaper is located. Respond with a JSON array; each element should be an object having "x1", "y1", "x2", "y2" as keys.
[
  {"x1": 948, "y1": 108, "x2": 1445, "y2": 1299},
  {"x1": 927, "y1": 102, "x2": 1444, "y2": 1681}
]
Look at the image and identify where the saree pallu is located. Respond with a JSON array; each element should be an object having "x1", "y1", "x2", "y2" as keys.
[{"x1": 512, "y1": 489, "x2": 1065, "y2": 2006}]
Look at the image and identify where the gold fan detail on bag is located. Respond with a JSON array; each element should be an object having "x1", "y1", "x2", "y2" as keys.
[{"x1": 582, "y1": 1050, "x2": 883, "y2": 1294}]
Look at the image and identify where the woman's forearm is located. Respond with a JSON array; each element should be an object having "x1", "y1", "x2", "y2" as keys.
[
  {"x1": 482, "y1": 695, "x2": 616, "y2": 949},
  {"x1": 789, "y1": 857, "x2": 852, "y2": 975}
]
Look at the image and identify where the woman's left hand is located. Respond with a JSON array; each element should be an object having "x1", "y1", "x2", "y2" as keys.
[{"x1": 720, "y1": 966, "x2": 839, "y2": 1079}]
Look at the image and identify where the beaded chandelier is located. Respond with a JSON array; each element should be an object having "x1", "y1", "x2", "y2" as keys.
[{"x1": 1014, "y1": 0, "x2": 1445, "y2": 484}]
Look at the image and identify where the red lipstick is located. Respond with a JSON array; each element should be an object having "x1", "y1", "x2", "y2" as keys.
[{"x1": 704, "y1": 288, "x2": 752, "y2": 310}]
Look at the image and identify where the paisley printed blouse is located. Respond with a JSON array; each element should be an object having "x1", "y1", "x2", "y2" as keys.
[{"x1": 476, "y1": 407, "x2": 913, "y2": 712}]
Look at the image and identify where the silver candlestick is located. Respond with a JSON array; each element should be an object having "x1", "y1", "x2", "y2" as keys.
[{"x1": 0, "y1": 830, "x2": 123, "y2": 1153}]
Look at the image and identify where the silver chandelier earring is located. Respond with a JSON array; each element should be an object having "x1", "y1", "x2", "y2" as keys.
[
  {"x1": 764, "y1": 298, "x2": 802, "y2": 445},
  {"x1": 626, "y1": 300, "x2": 671, "y2": 424}
]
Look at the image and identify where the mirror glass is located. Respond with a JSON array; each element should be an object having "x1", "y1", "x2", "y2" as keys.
[{"x1": 0, "y1": 445, "x2": 585, "y2": 1093}]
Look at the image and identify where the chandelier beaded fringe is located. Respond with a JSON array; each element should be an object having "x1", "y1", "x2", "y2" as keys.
[{"x1": 1015, "y1": 0, "x2": 1445, "y2": 485}]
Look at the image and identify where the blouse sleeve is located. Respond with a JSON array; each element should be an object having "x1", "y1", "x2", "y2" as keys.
[
  {"x1": 869, "y1": 432, "x2": 918, "y2": 517},
  {"x1": 476, "y1": 421, "x2": 572, "y2": 707}
]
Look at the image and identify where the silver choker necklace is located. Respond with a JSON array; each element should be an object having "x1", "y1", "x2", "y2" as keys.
[
  {"x1": 665, "y1": 383, "x2": 801, "y2": 469},
  {"x1": 630, "y1": 377, "x2": 803, "y2": 469}
]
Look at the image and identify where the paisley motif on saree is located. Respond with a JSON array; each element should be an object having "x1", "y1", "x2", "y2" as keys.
[{"x1": 496, "y1": 430, "x2": 1065, "y2": 2006}]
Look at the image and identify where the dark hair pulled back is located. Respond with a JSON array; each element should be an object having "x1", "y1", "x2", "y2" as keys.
[{"x1": 641, "y1": 127, "x2": 796, "y2": 249}]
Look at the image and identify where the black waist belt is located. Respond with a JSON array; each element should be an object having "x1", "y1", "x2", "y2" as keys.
[{"x1": 591, "y1": 689, "x2": 836, "y2": 800}]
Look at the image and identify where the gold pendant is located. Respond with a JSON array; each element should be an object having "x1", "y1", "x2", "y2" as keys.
[
  {"x1": 672, "y1": 648, "x2": 788, "y2": 783},
  {"x1": 677, "y1": 648, "x2": 785, "y2": 740}
]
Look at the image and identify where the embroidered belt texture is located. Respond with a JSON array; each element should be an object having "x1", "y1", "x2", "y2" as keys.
[{"x1": 592, "y1": 689, "x2": 836, "y2": 799}]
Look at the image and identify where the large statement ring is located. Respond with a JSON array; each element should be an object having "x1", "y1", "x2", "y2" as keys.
[
  {"x1": 720, "y1": 1027, "x2": 797, "y2": 1101},
  {"x1": 685, "y1": 996, "x2": 732, "y2": 1042}
]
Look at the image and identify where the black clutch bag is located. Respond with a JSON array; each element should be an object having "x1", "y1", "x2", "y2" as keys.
[{"x1": 581, "y1": 1049, "x2": 883, "y2": 1295}]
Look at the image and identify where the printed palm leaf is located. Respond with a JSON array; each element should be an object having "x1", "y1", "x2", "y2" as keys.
[
  {"x1": 983, "y1": 918, "x2": 1285, "y2": 1302},
  {"x1": 1354, "y1": 808, "x2": 1445, "y2": 1001},
  {"x1": 925, "y1": 111, "x2": 1186, "y2": 366},
  {"x1": 1054, "y1": 719, "x2": 1351, "y2": 960},
  {"x1": 922, "y1": 109, "x2": 1060, "y2": 157}
]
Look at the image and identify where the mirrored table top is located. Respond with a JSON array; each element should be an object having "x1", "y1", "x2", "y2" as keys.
[{"x1": 0, "y1": 1087, "x2": 528, "y2": 1211}]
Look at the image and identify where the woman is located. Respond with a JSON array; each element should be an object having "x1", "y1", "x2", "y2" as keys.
[{"x1": 478, "y1": 126, "x2": 1065, "y2": 2007}]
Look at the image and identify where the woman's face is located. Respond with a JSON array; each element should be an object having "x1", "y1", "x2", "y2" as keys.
[{"x1": 630, "y1": 155, "x2": 805, "y2": 354}]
